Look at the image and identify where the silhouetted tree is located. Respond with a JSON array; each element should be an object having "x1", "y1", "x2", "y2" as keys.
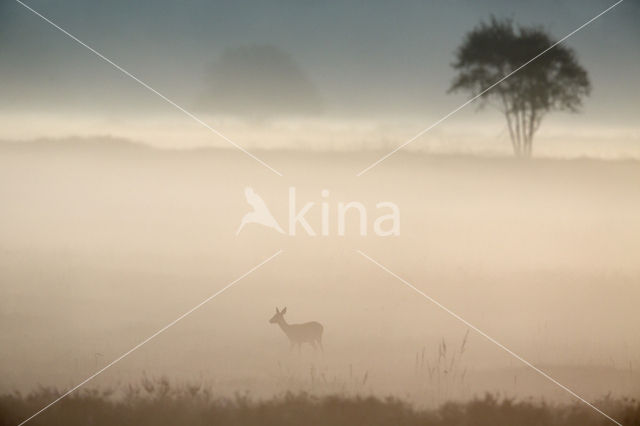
[
  {"x1": 449, "y1": 18, "x2": 591, "y2": 157},
  {"x1": 199, "y1": 44, "x2": 322, "y2": 119}
]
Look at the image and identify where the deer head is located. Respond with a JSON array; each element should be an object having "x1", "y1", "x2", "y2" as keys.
[{"x1": 269, "y1": 306, "x2": 287, "y2": 324}]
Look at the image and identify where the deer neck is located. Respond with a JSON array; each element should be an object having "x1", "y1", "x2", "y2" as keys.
[{"x1": 277, "y1": 318, "x2": 292, "y2": 336}]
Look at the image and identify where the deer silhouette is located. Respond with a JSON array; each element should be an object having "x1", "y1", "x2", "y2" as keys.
[{"x1": 269, "y1": 307, "x2": 323, "y2": 352}]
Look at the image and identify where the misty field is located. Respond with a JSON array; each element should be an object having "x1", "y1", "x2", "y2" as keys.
[{"x1": 1, "y1": 139, "x2": 639, "y2": 424}]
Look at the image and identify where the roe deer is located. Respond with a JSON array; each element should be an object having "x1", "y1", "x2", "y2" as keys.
[{"x1": 269, "y1": 307, "x2": 323, "y2": 352}]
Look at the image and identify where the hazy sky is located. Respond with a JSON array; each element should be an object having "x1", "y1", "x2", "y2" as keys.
[{"x1": 1, "y1": 0, "x2": 638, "y2": 153}]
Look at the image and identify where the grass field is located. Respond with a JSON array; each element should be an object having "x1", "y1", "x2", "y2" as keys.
[
  {"x1": 2, "y1": 381, "x2": 639, "y2": 426},
  {"x1": 1, "y1": 139, "x2": 639, "y2": 424}
]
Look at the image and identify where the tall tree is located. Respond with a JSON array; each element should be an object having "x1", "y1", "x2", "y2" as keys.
[
  {"x1": 198, "y1": 44, "x2": 322, "y2": 120},
  {"x1": 449, "y1": 18, "x2": 591, "y2": 157}
]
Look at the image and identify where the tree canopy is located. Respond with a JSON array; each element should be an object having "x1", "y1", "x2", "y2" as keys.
[
  {"x1": 199, "y1": 45, "x2": 322, "y2": 119},
  {"x1": 449, "y1": 17, "x2": 591, "y2": 157}
]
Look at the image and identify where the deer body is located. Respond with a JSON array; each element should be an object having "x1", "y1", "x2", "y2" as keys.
[{"x1": 269, "y1": 307, "x2": 323, "y2": 352}]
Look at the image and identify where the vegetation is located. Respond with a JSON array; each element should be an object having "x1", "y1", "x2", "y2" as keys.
[
  {"x1": 414, "y1": 332, "x2": 470, "y2": 405},
  {"x1": 1, "y1": 380, "x2": 638, "y2": 426},
  {"x1": 449, "y1": 17, "x2": 591, "y2": 157}
]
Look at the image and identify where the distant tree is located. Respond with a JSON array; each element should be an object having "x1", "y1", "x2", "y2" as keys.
[
  {"x1": 449, "y1": 18, "x2": 591, "y2": 157},
  {"x1": 199, "y1": 44, "x2": 322, "y2": 120}
]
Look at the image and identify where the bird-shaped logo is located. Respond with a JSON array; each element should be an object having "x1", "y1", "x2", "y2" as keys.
[{"x1": 236, "y1": 187, "x2": 285, "y2": 235}]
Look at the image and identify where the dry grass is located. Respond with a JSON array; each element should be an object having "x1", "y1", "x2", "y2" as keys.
[
  {"x1": 414, "y1": 330, "x2": 470, "y2": 405},
  {"x1": 1, "y1": 378, "x2": 638, "y2": 426}
]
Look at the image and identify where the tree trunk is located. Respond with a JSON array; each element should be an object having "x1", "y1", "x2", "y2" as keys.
[{"x1": 506, "y1": 107, "x2": 536, "y2": 158}]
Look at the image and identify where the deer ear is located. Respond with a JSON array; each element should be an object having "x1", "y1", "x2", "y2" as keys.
[
  {"x1": 281, "y1": 307, "x2": 287, "y2": 314},
  {"x1": 276, "y1": 307, "x2": 280, "y2": 314}
]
